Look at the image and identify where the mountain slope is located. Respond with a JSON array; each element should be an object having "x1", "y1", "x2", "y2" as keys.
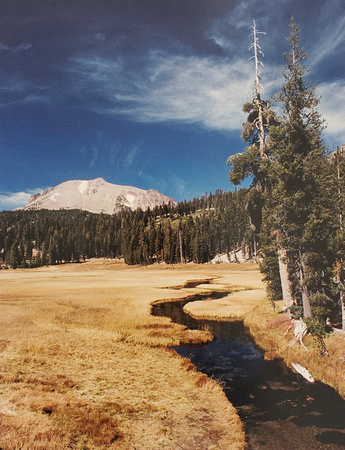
[{"x1": 17, "y1": 178, "x2": 177, "y2": 214}]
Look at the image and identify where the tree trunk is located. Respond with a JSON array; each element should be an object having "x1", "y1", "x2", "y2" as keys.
[
  {"x1": 258, "y1": 97, "x2": 266, "y2": 157},
  {"x1": 277, "y1": 245, "x2": 294, "y2": 314},
  {"x1": 339, "y1": 269, "x2": 345, "y2": 331},
  {"x1": 336, "y1": 148, "x2": 345, "y2": 330},
  {"x1": 341, "y1": 290, "x2": 345, "y2": 331},
  {"x1": 178, "y1": 229, "x2": 184, "y2": 264},
  {"x1": 251, "y1": 20, "x2": 267, "y2": 158},
  {"x1": 299, "y1": 251, "x2": 312, "y2": 319}
]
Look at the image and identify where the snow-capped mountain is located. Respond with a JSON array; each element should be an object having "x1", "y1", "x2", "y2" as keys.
[{"x1": 17, "y1": 178, "x2": 177, "y2": 214}]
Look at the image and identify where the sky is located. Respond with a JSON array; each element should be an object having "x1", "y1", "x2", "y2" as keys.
[{"x1": 1, "y1": 0, "x2": 345, "y2": 211}]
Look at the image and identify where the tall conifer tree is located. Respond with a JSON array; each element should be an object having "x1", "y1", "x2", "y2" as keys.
[{"x1": 266, "y1": 18, "x2": 326, "y2": 318}]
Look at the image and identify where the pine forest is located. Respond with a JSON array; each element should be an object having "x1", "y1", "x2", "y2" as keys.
[{"x1": 0, "y1": 188, "x2": 252, "y2": 268}]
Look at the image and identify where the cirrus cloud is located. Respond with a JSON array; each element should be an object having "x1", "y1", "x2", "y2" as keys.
[{"x1": 67, "y1": 50, "x2": 260, "y2": 131}]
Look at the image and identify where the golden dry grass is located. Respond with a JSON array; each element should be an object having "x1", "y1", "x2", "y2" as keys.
[
  {"x1": 2, "y1": 259, "x2": 344, "y2": 449},
  {"x1": 0, "y1": 260, "x2": 246, "y2": 449}
]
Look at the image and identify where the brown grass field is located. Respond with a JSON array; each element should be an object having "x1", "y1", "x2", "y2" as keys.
[{"x1": 1, "y1": 259, "x2": 345, "y2": 449}]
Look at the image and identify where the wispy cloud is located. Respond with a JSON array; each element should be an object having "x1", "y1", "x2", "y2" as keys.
[
  {"x1": 14, "y1": 43, "x2": 33, "y2": 52},
  {"x1": 171, "y1": 174, "x2": 187, "y2": 200},
  {"x1": 0, "y1": 77, "x2": 32, "y2": 93},
  {"x1": 309, "y1": 9, "x2": 345, "y2": 67},
  {"x1": 317, "y1": 81, "x2": 345, "y2": 146},
  {"x1": 0, "y1": 75, "x2": 51, "y2": 106},
  {"x1": 0, "y1": 95, "x2": 51, "y2": 108},
  {"x1": 90, "y1": 146, "x2": 98, "y2": 168},
  {"x1": 109, "y1": 143, "x2": 121, "y2": 166},
  {"x1": 0, "y1": 189, "x2": 44, "y2": 211},
  {"x1": 207, "y1": 0, "x2": 287, "y2": 54},
  {"x1": 124, "y1": 142, "x2": 142, "y2": 168},
  {"x1": 3, "y1": 2, "x2": 341, "y2": 144},
  {"x1": 0, "y1": 42, "x2": 32, "y2": 52},
  {"x1": 67, "y1": 50, "x2": 261, "y2": 131}
]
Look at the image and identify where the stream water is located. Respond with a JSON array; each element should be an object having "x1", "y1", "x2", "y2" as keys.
[{"x1": 151, "y1": 291, "x2": 345, "y2": 449}]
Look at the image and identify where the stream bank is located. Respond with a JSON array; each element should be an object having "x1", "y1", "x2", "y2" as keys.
[{"x1": 152, "y1": 281, "x2": 345, "y2": 449}]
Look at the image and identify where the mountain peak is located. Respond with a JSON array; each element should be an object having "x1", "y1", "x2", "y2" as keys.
[{"x1": 17, "y1": 178, "x2": 177, "y2": 214}]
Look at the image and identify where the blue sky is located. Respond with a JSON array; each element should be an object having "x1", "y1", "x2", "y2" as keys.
[{"x1": 1, "y1": 0, "x2": 345, "y2": 210}]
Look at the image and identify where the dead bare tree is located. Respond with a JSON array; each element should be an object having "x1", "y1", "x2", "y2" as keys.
[{"x1": 249, "y1": 20, "x2": 267, "y2": 158}]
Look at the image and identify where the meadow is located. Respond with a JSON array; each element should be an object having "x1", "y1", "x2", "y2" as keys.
[
  {"x1": 1, "y1": 259, "x2": 344, "y2": 449},
  {"x1": 1, "y1": 260, "x2": 249, "y2": 449}
]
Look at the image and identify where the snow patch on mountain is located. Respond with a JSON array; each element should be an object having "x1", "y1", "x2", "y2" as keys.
[
  {"x1": 49, "y1": 192, "x2": 60, "y2": 202},
  {"x1": 79, "y1": 180, "x2": 88, "y2": 194},
  {"x1": 126, "y1": 193, "x2": 135, "y2": 206}
]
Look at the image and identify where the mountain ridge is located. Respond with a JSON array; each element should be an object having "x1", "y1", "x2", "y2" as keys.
[{"x1": 16, "y1": 177, "x2": 177, "y2": 214}]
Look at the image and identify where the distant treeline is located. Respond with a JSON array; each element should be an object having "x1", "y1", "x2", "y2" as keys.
[{"x1": 0, "y1": 188, "x2": 253, "y2": 268}]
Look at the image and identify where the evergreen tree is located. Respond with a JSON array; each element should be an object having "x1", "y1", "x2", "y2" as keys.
[
  {"x1": 9, "y1": 242, "x2": 20, "y2": 269},
  {"x1": 266, "y1": 18, "x2": 327, "y2": 318}
]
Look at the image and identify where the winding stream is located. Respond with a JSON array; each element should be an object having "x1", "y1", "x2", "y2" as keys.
[{"x1": 151, "y1": 284, "x2": 345, "y2": 449}]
